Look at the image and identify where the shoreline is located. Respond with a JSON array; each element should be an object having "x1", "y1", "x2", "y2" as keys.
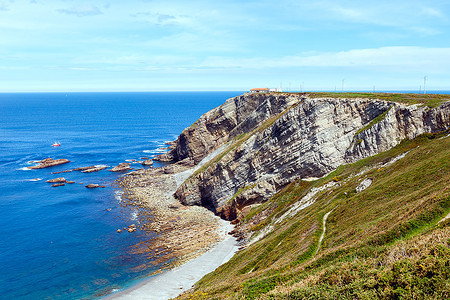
[
  {"x1": 104, "y1": 144, "x2": 238, "y2": 299},
  {"x1": 105, "y1": 220, "x2": 238, "y2": 300}
]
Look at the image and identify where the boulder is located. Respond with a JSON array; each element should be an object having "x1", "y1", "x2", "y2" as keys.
[
  {"x1": 52, "y1": 183, "x2": 65, "y2": 187},
  {"x1": 141, "y1": 159, "x2": 154, "y2": 166},
  {"x1": 356, "y1": 178, "x2": 373, "y2": 193},
  {"x1": 163, "y1": 166, "x2": 175, "y2": 174},
  {"x1": 127, "y1": 224, "x2": 137, "y2": 233}
]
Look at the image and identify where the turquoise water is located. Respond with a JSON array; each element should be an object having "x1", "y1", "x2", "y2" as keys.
[{"x1": 0, "y1": 92, "x2": 241, "y2": 299}]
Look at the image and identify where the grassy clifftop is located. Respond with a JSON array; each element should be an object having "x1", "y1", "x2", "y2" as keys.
[
  {"x1": 307, "y1": 92, "x2": 450, "y2": 108},
  {"x1": 177, "y1": 130, "x2": 450, "y2": 299}
]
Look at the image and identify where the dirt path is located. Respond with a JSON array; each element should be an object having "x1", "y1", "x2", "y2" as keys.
[{"x1": 315, "y1": 207, "x2": 336, "y2": 255}]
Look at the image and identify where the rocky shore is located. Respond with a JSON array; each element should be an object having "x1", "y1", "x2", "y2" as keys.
[{"x1": 116, "y1": 162, "x2": 226, "y2": 270}]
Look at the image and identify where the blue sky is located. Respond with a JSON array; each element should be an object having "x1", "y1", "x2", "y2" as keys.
[{"x1": 0, "y1": 0, "x2": 449, "y2": 92}]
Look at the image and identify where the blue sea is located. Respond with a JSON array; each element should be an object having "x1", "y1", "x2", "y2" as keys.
[{"x1": 0, "y1": 92, "x2": 242, "y2": 299}]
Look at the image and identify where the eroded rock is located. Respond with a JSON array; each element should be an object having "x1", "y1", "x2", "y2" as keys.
[
  {"x1": 110, "y1": 163, "x2": 132, "y2": 172},
  {"x1": 85, "y1": 184, "x2": 105, "y2": 188},
  {"x1": 82, "y1": 166, "x2": 107, "y2": 173},
  {"x1": 46, "y1": 177, "x2": 66, "y2": 183},
  {"x1": 28, "y1": 158, "x2": 70, "y2": 169},
  {"x1": 141, "y1": 159, "x2": 154, "y2": 166}
]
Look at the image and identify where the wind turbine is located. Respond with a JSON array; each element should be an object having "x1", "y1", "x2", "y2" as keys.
[{"x1": 423, "y1": 76, "x2": 427, "y2": 94}]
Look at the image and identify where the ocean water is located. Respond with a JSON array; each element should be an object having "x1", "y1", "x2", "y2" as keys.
[{"x1": 0, "y1": 92, "x2": 241, "y2": 299}]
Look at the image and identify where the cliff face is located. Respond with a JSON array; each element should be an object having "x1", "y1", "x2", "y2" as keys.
[
  {"x1": 155, "y1": 93, "x2": 298, "y2": 164},
  {"x1": 161, "y1": 93, "x2": 449, "y2": 220}
]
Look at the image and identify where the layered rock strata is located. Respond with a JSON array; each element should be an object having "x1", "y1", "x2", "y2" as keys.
[{"x1": 163, "y1": 93, "x2": 449, "y2": 220}]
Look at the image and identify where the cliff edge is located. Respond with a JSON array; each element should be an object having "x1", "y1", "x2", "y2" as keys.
[{"x1": 155, "y1": 93, "x2": 450, "y2": 220}]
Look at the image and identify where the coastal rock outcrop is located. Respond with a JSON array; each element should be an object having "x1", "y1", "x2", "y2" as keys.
[
  {"x1": 46, "y1": 177, "x2": 66, "y2": 183},
  {"x1": 169, "y1": 94, "x2": 449, "y2": 220},
  {"x1": 110, "y1": 163, "x2": 132, "y2": 172},
  {"x1": 82, "y1": 166, "x2": 107, "y2": 173},
  {"x1": 73, "y1": 166, "x2": 96, "y2": 171},
  {"x1": 85, "y1": 184, "x2": 105, "y2": 188},
  {"x1": 28, "y1": 158, "x2": 70, "y2": 169}
]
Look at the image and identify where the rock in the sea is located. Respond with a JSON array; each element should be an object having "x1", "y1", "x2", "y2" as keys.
[
  {"x1": 52, "y1": 183, "x2": 65, "y2": 187},
  {"x1": 85, "y1": 184, "x2": 105, "y2": 188},
  {"x1": 116, "y1": 229, "x2": 122, "y2": 233},
  {"x1": 73, "y1": 166, "x2": 96, "y2": 171},
  {"x1": 66, "y1": 181, "x2": 75, "y2": 184},
  {"x1": 141, "y1": 159, "x2": 154, "y2": 166},
  {"x1": 52, "y1": 170, "x2": 72, "y2": 174},
  {"x1": 28, "y1": 158, "x2": 70, "y2": 169},
  {"x1": 109, "y1": 163, "x2": 132, "y2": 172},
  {"x1": 46, "y1": 177, "x2": 66, "y2": 183},
  {"x1": 127, "y1": 224, "x2": 137, "y2": 233},
  {"x1": 82, "y1": 166, "x2": 107, "y2": 173}
]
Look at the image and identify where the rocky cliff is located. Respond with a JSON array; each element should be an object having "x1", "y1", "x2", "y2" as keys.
[{"x1": 157, "y1": 93, "x2": 450, "y2": 220}]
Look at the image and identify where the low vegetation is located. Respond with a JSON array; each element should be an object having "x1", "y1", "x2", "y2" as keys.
[
  {"x1": 306, "y1": 92, "x2": 450, "y2": 108},
  {"x1": 177, "y1": 130, "x2": 450, "y2": 299}
]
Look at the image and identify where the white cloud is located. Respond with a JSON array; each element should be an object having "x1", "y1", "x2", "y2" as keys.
[
  {"x1": 57, "y1": 5, "x2": 103, "y2": 17},
  {"x1": 199, "y1": 47, "x2": 450, "y2": 72}
]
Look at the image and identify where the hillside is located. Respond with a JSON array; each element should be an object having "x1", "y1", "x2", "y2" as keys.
[
  {"x1": 151, "y1": 92, "x2": 449, "y2": 299},
  {"x1": 177, "y1": 129, "x2": 449, "y2": 299}
]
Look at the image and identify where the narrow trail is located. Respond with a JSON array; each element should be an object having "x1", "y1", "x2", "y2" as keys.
[{"x1": 315, "y1": 207, "x2": 337, "y2": 256}]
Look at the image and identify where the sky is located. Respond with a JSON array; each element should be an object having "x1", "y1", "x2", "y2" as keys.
[{"x1": 0, "y1": 0, "x2": 449, "y2": 92}]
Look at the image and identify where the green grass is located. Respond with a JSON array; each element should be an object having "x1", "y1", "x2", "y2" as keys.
[
  {"x1": 306, "y1": 92, "x2": 450, "y2": 108},
  {"x1": 176, "y1": 130, "x2": 450, "y2": 299},
  {"x1": 355, "y1": 105, "x2": 392, "y2": 136}
]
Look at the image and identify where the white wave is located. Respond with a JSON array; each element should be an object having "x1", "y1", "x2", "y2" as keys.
[
  {"x1": 143, "y1": 146, "x2": 169, "y2": 154},
  {"x1": 27, "y1": 160, "x2": 40, "y2": 164},
  {"x1": 94, "y1": 164, "x2": 108, "y2": 168},
  {"x1": 154, "y1": 147, "x2": 168, "y2": 153},
  {"x1": 18, "y1": 167, "x2": 33, "y2": 171},
  {"x1": 125, "y1": 159, "x2": 136, "y2": 162},
  {"x1": 27, "y1": 178, "x2": 42, "y2": 182},
  {"x1": 130, "y1": 210, "x2": 138, "y2": 221},
  {"x1": 114, "y1": 190, "x2": 123, "y2": 201}
]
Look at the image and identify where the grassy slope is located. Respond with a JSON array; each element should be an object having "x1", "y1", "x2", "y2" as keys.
[{"x1": 176, "y1": 130, "x2": 450, "y2": 300}]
